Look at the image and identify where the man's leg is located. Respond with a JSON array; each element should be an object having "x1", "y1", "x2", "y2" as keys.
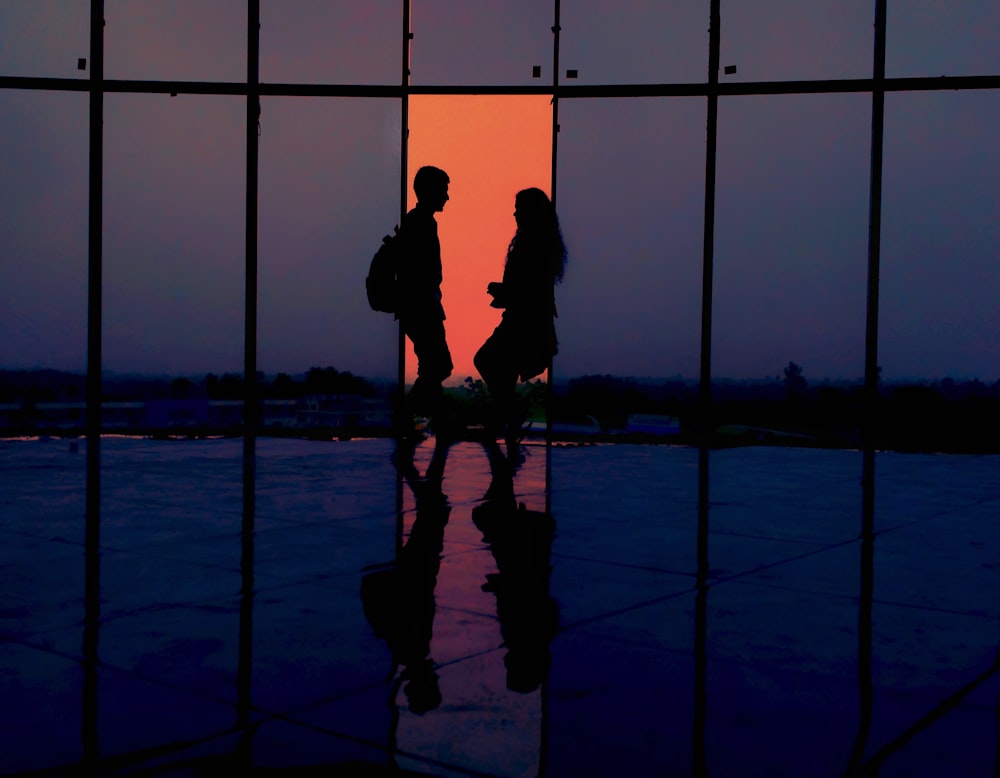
[{"x1": 405, "y1": 317, "x2": 453, "y2": 418}]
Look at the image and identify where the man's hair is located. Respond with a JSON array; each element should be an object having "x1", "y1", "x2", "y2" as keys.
[{"x1": 413, "y1": 166, "x2": 450, "y2": 200}]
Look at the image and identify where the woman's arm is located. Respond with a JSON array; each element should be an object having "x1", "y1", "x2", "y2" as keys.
[{"x1": 487, "y1": 281, "x2": 507, "y2": 308}]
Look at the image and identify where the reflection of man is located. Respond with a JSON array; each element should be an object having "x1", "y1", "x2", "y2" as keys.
[
  {"x1": 361, "y1": 441, "x2": 450, "y2": 714},
  {"x1": 396, "y1": 166, "x2": 454, "y2": 427}
]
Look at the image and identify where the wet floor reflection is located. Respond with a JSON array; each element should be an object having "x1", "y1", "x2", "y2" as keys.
[
  {"x1": 9, "y1": 435, "x2": 998, "y2": 774},
  {"x1": 845, "y1": 448, "x2": 875, "y2": 776},
  {"x1": 363, "y1": 439, "x2": 451, "y2": 717},
  {"x1": 362, "y1": 436, "x2": 557, "y2": 777},
  {"x1": 473, "y1": 440, "x2": 558, "y2": 697}
]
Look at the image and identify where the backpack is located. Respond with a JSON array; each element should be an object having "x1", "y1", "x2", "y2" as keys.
[{"x1": 365, "y1": 226, "x2": 400, "y2": 314}]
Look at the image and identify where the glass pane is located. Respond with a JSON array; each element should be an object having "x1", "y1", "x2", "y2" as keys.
[
  {"x1": 555, "y1": 98, "x2": 705, "y2": 385},
  {"x1": 0, "y1": 0, "x2": 90, "y2": 79},
  {"x1": 720, "y1": 0, "x2": 873, "y2": 82},
  {"x1": 103, "y1": 93, "x2": 245, "y2": 428},
  {"x1": 105, "y1": 0, "x2": 246, "y2": 82},
  {"x1": 887, "y1": 0, "x2": 1000, "y2": 78},
  {"x1": 0, "y1": 90, "x2": 89, "y2": 437},
  {"x1": 410, "y1": 0, "x2": 552, "y2": 85},
  {"x1": 0, "y1": 90, "x2": 89, "y2": 769},
  {"x1": 713, "y1": 94, "x2": 870, "y2": 433},
  {"x1": 552, "y1": 98, "x2": 703, "y2": 439},
  {"x1": 880, "y1": 91, "x2": 999, "y2": 382},
  {"x1": 406, "y1": 95, "x2": 553, "y2": 386},
  {"x1": 258, "y1": 97, "x2": 400, "y2": 430},
  {"x1": 260, "y1": 0, "x2": 401, "y2": 85},
  {"x1": 561, "y1": 1, "x2": 709, "y2": 84}
]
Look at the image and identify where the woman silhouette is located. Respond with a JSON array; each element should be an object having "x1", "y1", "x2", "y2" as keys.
[{"x1": 474, "y1": 188, "x2": 567, "y2": 449}]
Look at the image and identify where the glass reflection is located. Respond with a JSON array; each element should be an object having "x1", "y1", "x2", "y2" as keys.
[
  {"x1": 561, "y1": 1, "x2": 709, "y2": 84},
  {"x1": 0, "y1": 91, "x2": 89, "y2": 378},
  {"x1": 104, "y1": 0, "x2": 246, "y2": 82},
  {"x1": 410, "y1": 0, "x2": 551, "y2": 86},
  {"x1": 258, "y1": 97, "x2": 399, "y2": 385},
  {"x1": 260, "y1": 0, "x2": 401, "y2": 85},
  {"x1": 886, "y1": 1, "x2": 1000, "y2": 78},
  {"x1": 880, "y1": 91, "x2": 1000, "y2": 383},
  {"x1": 102, "y1": 93, "x2": 245, "y2": 381},
  {"x1": 556, "y1": 98, "x2": 704, "y2": 382},
  {"x1": 719, "y1": 0, "x2": 872, "y2": 82},
  {"x1": 714, "y1": 94, "x2": 869, "y2": 382},
  {"x1": 0, "y1": 1, "x2": 90, "y2": 79}
]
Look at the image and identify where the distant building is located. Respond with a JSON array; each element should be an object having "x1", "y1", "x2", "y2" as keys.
[
  {"x1": 144, "y1": 399, "x2": 211, "y2": 429},
  {"x1": 624, "y1": 414, "x2": 681, "y2": 435},
  {"x1": 0, "y1": 396, "x2": 393, "y2": 434}
]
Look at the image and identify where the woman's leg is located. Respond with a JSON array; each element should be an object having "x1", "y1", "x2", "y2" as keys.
[{"x1": 474, "y1": 331, "x2": 519, "y2": 435}]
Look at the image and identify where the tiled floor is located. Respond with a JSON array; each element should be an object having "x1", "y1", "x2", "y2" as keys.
[{"x1": 1, "y1": 436, "x2": 998, "y2": 776}]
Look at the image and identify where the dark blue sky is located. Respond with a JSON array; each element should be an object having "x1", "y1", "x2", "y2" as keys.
[{"x1": 0, "y1": 2, "x2": 997, "y2": 383}]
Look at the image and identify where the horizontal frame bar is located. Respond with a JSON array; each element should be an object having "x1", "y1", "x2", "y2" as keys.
[{"x1": 3, "y1": 74, "x2": 998, "y2": 97}]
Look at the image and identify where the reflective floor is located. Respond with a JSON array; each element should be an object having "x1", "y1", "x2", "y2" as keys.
[{"x1": 1, "y1": 436, "x2": 998, "y2": 776}]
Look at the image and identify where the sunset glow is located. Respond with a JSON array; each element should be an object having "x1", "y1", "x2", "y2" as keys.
[{"x1": 406, "y1": 95, "x2": 553, "y2": 385}]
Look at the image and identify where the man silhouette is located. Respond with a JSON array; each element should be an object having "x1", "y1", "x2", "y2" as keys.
[{"x1": 396, "y1": 166, "x2": 453, "y2": 431}]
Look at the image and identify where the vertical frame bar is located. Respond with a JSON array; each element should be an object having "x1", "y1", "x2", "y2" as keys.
[
  {"x1": 541, "y1": 1, "x2": 562, "y2": 764},
  {"x1": 694, "y1": 5, "x2": 719, "y2": 768},
  {"x1": 693, "y1": 445, "x2": 710, "y2": 776},
  {"x1": 847, "y1": 448, "x2": 876, "y2": 773},
  {"x1": 238, "y1": 0, "x2": 261, "y2": 729},
  {"x1": 699, "y1": 0, "x2": 721, "y2": 434},
  {"x1": 242, "y1": 1, "x2": 260, "y2": 540},
  {"x1": 83, "y1": 0, "x2": 105, "y2": 766},
  {"x1": 550, "y1": 0, "x2": 561, "y2": 207},
  {"x1": 851, "y1": 2, "x2": 885, "y2": 765},
  {"x1": 243, "y1": 1, "x2": 260, "y2": 446},
  {"x1": 398, "y1": 0, "x2": 410, "y2": 402},
  {"x1": 85, "y1": 2, "x2": 104, "y2": 564},
  {"x1": 864, "y1": 0, "x2": 887, "y2": 442},
  {"x1": 394, "y1": 0, "x2": 412, "y2": 557},
  {"x1": 545, "y1": 0, "x2": 562, "y2": 480}
]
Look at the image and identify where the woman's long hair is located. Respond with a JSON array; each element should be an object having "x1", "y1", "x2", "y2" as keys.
[{"x1": 506, "y1": 188, "x2": 567, "y2": 284}]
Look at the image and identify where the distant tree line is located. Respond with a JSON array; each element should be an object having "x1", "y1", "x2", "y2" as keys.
[
  {"x1": 553, "y1": 374, "x2": 697, "y2": 429},
  {"x1": 0, "y1": 367, "x2": 379, "y2": 404},
  {"x1": 3, "y1": 364, "x2": 999, "y2": 451},
  {"x1": 546, "y1": 364, "x2": 1000, "y2": 452},
  {"x1": 709, "y1": 362, "x2": 1000, "y2": 452}
]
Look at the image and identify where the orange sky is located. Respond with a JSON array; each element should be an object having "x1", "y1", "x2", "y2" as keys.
[{"x1": 405, "y1": 95, "x2": 553, "y2": 385}]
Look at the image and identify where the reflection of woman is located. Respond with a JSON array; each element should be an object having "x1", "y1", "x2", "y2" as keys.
[
  {"x1": 474, "y1": 188, "x2": 567, "y2": 446},
  {"x1": 472, "y1": 440, "x2": 558, "y2": 693}
]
